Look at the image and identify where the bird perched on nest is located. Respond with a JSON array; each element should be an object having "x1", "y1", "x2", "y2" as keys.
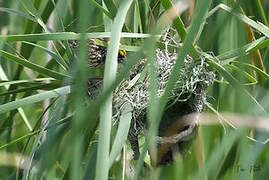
[
  {"x1": 68, "y1": 38, "x2": 127, "y2": 97},
  {"x1": 68, "y1": 38, "x2": 142, "y2": 159}
]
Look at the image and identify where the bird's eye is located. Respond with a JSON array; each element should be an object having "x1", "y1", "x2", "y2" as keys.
[
  {"x1": 68, "y1": 40, "x2": 78, "y2": 48},
  {"x1": 119, "y1": 50, "x2": 126, "y2": 57}
]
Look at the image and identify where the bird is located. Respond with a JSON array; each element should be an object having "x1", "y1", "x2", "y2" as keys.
[
  {"x1": 68, "y1": 39, "x2": 142, "y2": 160},
  {"x1": 68, "y1": 38, "x2": 127, "y2": 98},
  {"x1": 68, "y1": 39, "x2": 126, "y2": 67}
]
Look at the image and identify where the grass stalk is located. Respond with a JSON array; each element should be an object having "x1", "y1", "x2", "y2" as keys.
[{"x1": 95, "y1": 1, "x2": 133, "y2": 179}]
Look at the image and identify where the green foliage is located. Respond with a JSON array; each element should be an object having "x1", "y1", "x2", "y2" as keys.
[{"x1": 0, "y1": 0, "x2": 269, "y2": 179}]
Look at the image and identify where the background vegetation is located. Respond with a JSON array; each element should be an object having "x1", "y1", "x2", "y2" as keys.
[{"x1": 0, "y1": 0, "x2": 269, "y2": 179}]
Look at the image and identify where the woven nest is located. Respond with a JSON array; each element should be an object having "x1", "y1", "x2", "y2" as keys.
[
  {"x1": 86, "y1": 29, "x2": 215, "y2": 163},
  {"x1": 111, "y1": 42, "x2": 215, "y2": 137}
]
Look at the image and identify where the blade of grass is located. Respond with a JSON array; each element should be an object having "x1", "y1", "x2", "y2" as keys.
[
  {"x1": 0, "y1": 82, "x2": 60, "y2": 97},
  {"x1": 21, "y1": 0, "x2": 49, "y2": 32},
  {"x1": 103, "y1": 0, "x2": 118, "y2": 18},
  {"x1": 100, "y1": 0, "x2": 131, "y2": 32},
  {"x1": 144, "y1": 35, "x2": 159, "y2": 165},
  {"x1": 226, "y1": 64, "x2": 257, "y2": 85},
  {"x1": 138, "y1": 0, "x2": 147, "y2": 32},
  {"x1": 0, "y1": 86, "x2": 71, "y2": 114},
  {"x1": 253, "y1": 0, "x2": 269, "y2": 26},
  {"x1": 0, "y1": 131, "x2": 39, "y2": 150},
  {"x1": 0, "y1": 78, "x2": 55, "y2": 87},
  {"x1": 83, "y1": 143, "x2": 98, "y2": 180},
  {"x1": 90, "y1": 0, "x2": 113, "y2": 19},
  {"x1": 0, "y1": 32, "x2": 156, "y2": 42},
  {"x1": 134, "y1": 144, "x2": 148, "y2": 180},
  {"x1": 237, "y1": 4, "x2": 265, "y2": 83},
  {"x1": 21, "y1": 41, "x2": 68, "y2": 70},
  {"x1": 109, "y1": 102, "x2": 132, "y2": 168},
  {"x1": 208, "y1": 4, "x2": 269, "y2": 38},
  {"x1": 69, "y1": 0, "x2": 96, "y2": 178},
  {"x1": 96, "y1": 1, "x2": 133, "y2": 179},
  {"x1": 0, "y1": 50, "x2": 71, "y2": 80},
  {"x1": 134, "y1": 0, "x2": 143, "y2": 33},
  {"x1": 0, "y1": 7, "x2": 37, "y2": 22},
  {"x1": 217, "y1": 36, "x2": 269, "y2": 63},
  {"x1": 233, "y1": 61, "x2": 269, "y2": 79}
]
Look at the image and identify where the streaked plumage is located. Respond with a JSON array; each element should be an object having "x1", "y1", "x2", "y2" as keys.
[
  {"x1": 68, "y1": 39, "x2": 141, "y2": 160},
  {"x1": 68, "y1": 39, "x2": 126, "y2": 67}
]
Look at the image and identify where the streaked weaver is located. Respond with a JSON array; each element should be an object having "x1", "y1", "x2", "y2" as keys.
[{"x1": 68, "y1": 39, "x2": 126, "y2": 67}]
